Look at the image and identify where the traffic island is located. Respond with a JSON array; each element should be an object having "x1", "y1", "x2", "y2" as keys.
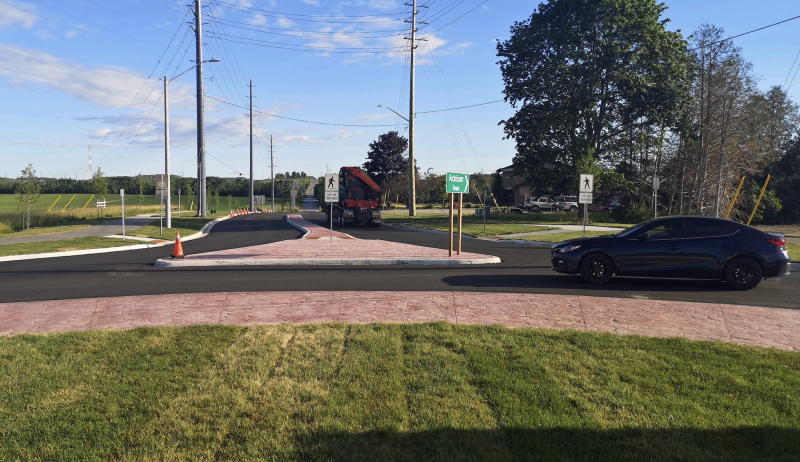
[{"x1": 154, "y1": 214, "x2": 501, "y2": 267}]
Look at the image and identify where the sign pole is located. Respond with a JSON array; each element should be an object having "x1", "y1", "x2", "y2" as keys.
[
  {"x1": 583, "y1": 203, "x2": 586, "y2": 237},
  {"x1": 457, "y1": 194, "x2": 463, "y2": 255},
  {"x1": 160, "y1": 194, "x2": 163, "y2": 236},
  {"x1": 121, "y1": 189, "x2": 125, "y2": 241},
  {"x1": 448, "y1": 193, "x2": 453, "y2": 257},
  {"x1": 483, "y1": 189, "x2": 487, "y2": 236}
]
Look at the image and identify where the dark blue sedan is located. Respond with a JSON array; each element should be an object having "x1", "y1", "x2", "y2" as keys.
[{"x1": 551, "y1": 216, "x2": 791, "y2": 290}]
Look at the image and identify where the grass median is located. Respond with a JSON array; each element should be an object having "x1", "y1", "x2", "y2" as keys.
[
  {"x1": 0, "y1": 236, "x2": 139, "y2": 257},
  {"x1": 501, "y1": 230, "x2": 617, "y2": 243},
  {"x1": 124, "y1": 215, "x2": 224, "y2": 241},
  {"x1": 398, "y1": 222, "x2": 559, "y2": 237},
  {"x1": 0, "y1": 222, "x2": 102, "y2": 239},
  {"x1": 2, "y1": 323, "x2": 799, "y2": 460}
]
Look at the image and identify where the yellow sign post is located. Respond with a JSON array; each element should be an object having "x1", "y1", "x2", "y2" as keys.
[{"x1": 725, "y1": 176, "x2": 745, "y2": 220}]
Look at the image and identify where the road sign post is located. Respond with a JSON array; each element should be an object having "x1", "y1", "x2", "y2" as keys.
[
  {"x1": 324, "y1": 173, "x2": 339, "y2": 243},
  {"x1": 120, "y1": 189, "x2": 125, "y2": 241},
  {"x1": 446, "y1": 172, "x2": 469, "y2": 256},
  {"x1": 579, "y1": 174, "x2": 594, "y2": 237},
  {"x1": 653, "y1": 176, "x2": 660, "y2": 218}
]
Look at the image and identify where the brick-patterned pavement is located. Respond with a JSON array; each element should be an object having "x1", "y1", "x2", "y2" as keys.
[
  {"x1": 2, "y1": 292, "x2": 798, "y2": 351},
  {"x1": 155, "y1": 214, "x2": 500, "y2": 266}
]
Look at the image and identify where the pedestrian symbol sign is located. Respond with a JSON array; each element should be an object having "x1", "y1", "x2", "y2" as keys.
[
  {"x1": 446, "y1": 172, "x2": 470, "y2": 194},
  {"x1": 580, "y1": 174, "x2": 593, "y2": 193},
  {"x1": 324, "y1": 173, "x2": 339, "y2": 203}
]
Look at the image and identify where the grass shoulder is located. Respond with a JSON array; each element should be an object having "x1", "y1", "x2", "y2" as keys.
[
  {"x1": 400, "y1": 222, "x2": 560, "y2": 237},
  {"x1": 0, "y1": 236, "x2": 136, "y2": 257},
  {"x1": 124, "y1": 215, "x2": 223, "y2": 240},
  {"x1": 502, "y1": 230, "x2": 617, "y2": 243},
  {"x1": 785, "y1": 242, "x2": 798, "y2": 262},
  {"x1": 1, "y1": 323, "x2": 798, "y2": 460}
]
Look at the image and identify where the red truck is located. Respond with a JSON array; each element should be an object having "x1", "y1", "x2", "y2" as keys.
[{"x1": 325, "y1": 166, "x2": 382, "y2": 227}]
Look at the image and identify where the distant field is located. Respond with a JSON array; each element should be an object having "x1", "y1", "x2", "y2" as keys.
[{"x1": 0, "y1": 194, "x2": 300, "y2": 212}]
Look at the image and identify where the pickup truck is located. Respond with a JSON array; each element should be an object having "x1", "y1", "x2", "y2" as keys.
[{"x1": 523, "y1": 197, "x2": 558, "y2": 211}]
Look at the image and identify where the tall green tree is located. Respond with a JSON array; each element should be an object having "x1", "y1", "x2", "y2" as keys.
[
  {"x1": 496, "y1": 0, "x2": 691, "y2": 194},
  {"x1": 91, "y1": 167, "x2": 108, "y2": 200},
  {"x1": 362, "y1": 131, "x2": 409, "y2": 186},
  {"x1": 16, "y1": 164, "x2": 41, "y2": 230}
]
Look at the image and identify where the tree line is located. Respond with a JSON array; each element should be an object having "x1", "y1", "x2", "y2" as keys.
[{"x1": 496, "y1": 0, "x2": 800, "y2": 224}]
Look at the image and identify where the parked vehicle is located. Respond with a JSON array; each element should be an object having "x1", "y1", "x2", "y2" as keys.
[
  {"x1": 325, "y1": 166, "x2": 382, "y2": 227},
  {"x1": 556, "y1": 195, "x2": 578, "y2": 212},
  {"x1": 550, "y1": 216, "x2": 791, "y2": 290},
  {"x1": 523, "y1": 197, "x2": 558, "y2": 211},
  {"x1": 587, "y1": 201, "x2": 620, "y2": 213}
]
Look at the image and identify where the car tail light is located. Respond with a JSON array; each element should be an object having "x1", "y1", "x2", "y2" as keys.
[{"x1": 767, "y1": 237, "x2": 786, "y2": 247}]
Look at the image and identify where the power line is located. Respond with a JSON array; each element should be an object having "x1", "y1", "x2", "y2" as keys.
[
  {"x1": 206, "y1": 17, "x2": 408, "y2": 38},
  {"x1": 205, "y1": 34, "x2": 404, "y2": 53},
  {"x1": 206, "y1": 95, "x2": 398, "y2": 126},
  {"x1": 690, "y1": 14, "x2": 800, "y2": 50},
  {"x1": 205, "y1": 31, "x2": 404, "y2": 50},
  {"x1": 420, "y1": 0, "x2": 489, "y2": 37},
  {"x1": 417, "y1": 99, "x2": 503, "y2": 113}
]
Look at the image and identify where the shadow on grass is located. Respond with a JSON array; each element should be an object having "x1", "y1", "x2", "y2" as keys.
[{"x1": 299, "y1": 427, "x2": 799, "y2": 461}]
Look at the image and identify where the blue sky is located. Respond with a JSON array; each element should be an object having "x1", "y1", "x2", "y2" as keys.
[{"x1": 1, "y1": 0, "x2": 799, "y2": 181}]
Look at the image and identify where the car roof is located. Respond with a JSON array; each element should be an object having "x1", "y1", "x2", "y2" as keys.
[{"x1": 642, "y1": 216, "x2": 756, "y2": 231}]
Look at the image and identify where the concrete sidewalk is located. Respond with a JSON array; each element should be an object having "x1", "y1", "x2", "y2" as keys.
[
  {"x1": 2, "y1": 291, "x2": 798, "y2": 351},
  {"x1": 0, "y1": 215, "x2": 156, "y2": 246}
]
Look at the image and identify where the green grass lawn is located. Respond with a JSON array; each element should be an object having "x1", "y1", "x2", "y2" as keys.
[
  {"x1": 0, "y1": 236, "x2": 137, "y2": 257},
  {"x1": 399, "y1": 222, "x2": 559, "y2": 237},
  {"x1": 502, "y1": 230, "x2": 617, "y2": 243},
  {"x1": 786, "y1": 242, "x2": 798, "y2": 261},
  {"x1": 0, "y1": 222, "x2": 96, "y2": 238},
  {"x1": 124, "y1": 216, "x2": 223, "y2": 241},
  {"x1": 1, "y1": 323, "x2": 798, "y2": 461}
]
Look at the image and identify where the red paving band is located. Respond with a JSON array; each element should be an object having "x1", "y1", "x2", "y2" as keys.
[{"x1": 1, "y1": 292, "x2": 798, "y2": 351}]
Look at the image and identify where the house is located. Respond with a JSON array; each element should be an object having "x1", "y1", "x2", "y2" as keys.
[{"x1": 499, "y1": 165, "x2": 532, "y2": 206}]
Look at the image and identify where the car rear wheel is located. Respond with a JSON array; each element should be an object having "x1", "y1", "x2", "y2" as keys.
[
  {"x1": 569, "y1": 206, "x2": 577, "y2": 212},
  {"x1": 725, "y1": 257, "x2": 763, "y2": 290},
  {"x1": 580, "y1": 253, "x2": 614, "y2": 284}
]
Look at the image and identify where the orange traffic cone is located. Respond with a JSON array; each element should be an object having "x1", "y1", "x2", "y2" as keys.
[
  {"x1": 172, "y1": 231, "x2": 185, "y2": 259},
  {"x1": 230, "y1": 210, "x2": 234, "y2": 217}
]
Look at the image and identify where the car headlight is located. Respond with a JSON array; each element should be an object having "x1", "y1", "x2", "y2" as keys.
[{"x1": 558, "y1": 245, "x2": 581, "y2": 253}]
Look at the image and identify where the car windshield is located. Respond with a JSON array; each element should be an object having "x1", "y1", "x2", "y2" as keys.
[{"x1": 614, "y1": 219, "x2": 658, "y2": 237}]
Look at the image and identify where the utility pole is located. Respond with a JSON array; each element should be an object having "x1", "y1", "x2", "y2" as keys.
[
  {"x1": 194, "y1": 0, "x2": 207, "y2": 217},
  {"x1": 405, "y1": 0, "x2": 418, "y2": 216},
  {"x1": 270, "y1": 135, "x2": 275, "y2": 213},
  {"x1": 404, "y1": 1, "x2": 427, "y2": 216},
  {"x1": 164, "y1": 76, "x2": 172, "y2": 228},
  {"x1": 249, "y1": 80, "x2": 254, "y2": 212}
]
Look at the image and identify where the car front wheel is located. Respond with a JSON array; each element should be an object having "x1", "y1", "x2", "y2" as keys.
[
  {"x1": 725, "y1": 257, "x2": 763, "y2": 290},
  {"x1": 580, "y1": 253, "x2": 614, "y2": 284}
]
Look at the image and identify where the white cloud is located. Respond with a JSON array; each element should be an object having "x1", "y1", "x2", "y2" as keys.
[
  {"x1": 0, "y1": 43, "x2": 196, "y2": 110},
  {"x1": 437, "y1": 41, "x2": 475, "y2": 56},
  {"x1": 237, "y1": 0, "x2": 254, "y2": 7},
  {"x1": 300, "y1": 0, "x2": 322, "y2": 5},
  {"x1": 247, "y1": 13, "x2": 267, "y2": 25},
  {"x1": 65, "y1": 30, "x2": 77, "y2": 39},
  {"x1": 33, "y1": 29, "x2": 52, "y2": 40},
  {"x1": 0, "y1": 1, "x2": 38, "y2": 29},
  {"x1": 275, "y1": 17, "x2": 294, "y2": 27}
]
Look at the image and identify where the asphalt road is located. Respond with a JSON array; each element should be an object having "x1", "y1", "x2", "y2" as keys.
[{"x1": 1, "y1": 212, "x2": 797, "y2": 308}]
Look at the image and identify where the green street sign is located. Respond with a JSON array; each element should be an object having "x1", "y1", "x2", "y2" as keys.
[{"x1": 446, "y1": 172, "x2": 470, "y2": 194}]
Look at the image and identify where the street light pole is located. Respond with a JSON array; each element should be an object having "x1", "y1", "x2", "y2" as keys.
[
  {"x1": 194, "y1": 0, "x2": 207, "y2": 217},
  {"x1": 164, "y1": 58, "x2": 219, "y2": 222},
  {"x1": 250, "y1": 80, "x2": 254, "y2": 212},
  {"x1": 164, "y1": 75, "x2": 171, "y2": 228}
]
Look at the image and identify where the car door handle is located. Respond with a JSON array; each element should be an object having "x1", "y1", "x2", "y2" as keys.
[{"x1": 668, "y1": 245, "x2": 681, "y2": 251}]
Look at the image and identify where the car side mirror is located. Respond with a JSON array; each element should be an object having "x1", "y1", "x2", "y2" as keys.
[{"x1": 638, "y1": 233, "x2": 649, "y2": 243}]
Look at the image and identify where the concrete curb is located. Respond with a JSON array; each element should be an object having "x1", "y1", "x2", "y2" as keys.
[
  {"x1": 0, "y1": 215, "x2": 230, "y2": 263},
  {"x1": 154, "y1": 255, "x2": 502, "y2": 267},
  {"x1": 285, "y1": 215, "x2": 310, "y2": 239}
]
